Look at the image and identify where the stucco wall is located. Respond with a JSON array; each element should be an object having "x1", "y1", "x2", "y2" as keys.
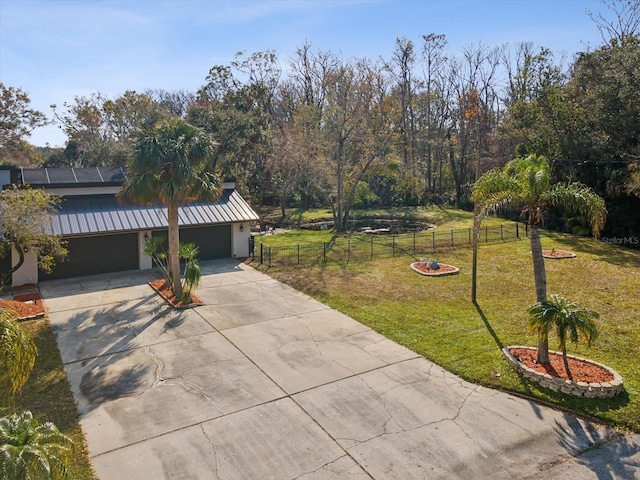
[
  {"x1": 12, "y1": 246, "x2": 38, "y2": 286},
  {"x1": 232, "y1": 222, "x2": 252, "y2": 258},
  {"x1": 139, "y1": 231, "x2": 153, "y2": 270}
]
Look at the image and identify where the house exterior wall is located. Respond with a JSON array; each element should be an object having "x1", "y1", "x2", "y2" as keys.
[
  {"x1": 11, "y1": 246, "x2": 38, "y2": 287},
  {"x1": 232, "y1": 223, "x2": 251, "y2": 258},
  {"x1": 139, "y1": 231, "x2": 153, "y2": 270},
  {"x1": 2, "y1": 169, "x2": 259, "y2": 284}
]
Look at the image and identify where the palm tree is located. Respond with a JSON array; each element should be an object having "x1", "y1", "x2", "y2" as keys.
[
  {"x1": 179, "y1": 243, "x2": 201, "y2": 303},
  {"x1": 119, "y1": 118, "x2": 222, "y2": 300},
  {"x1": 0, "y1": 410, "x2": 73, "y2": 480},
  {"x1": 0, "y1": 310, "x2": 37, "y2": 410},
  {"x1": 471, "y1": 154, "x2": 606, "y2": 363},
  {"x1": 528, "y1": 295, "x2": 598, "y2": 380}
]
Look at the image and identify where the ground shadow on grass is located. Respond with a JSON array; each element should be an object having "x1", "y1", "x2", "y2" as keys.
[{"x1": 473, "y1": 301, "x2": 504, "y2": 350}]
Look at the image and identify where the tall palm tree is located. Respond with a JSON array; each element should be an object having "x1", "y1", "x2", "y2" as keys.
[
  {"x1": 0, "y1": 310, "x2": 37, "y2": 410},
  {"x1": 119, "y1": 118, "x2": 222, "y2": 300},
  {"x1": 0, "y1": 410, "x2": 73, "y2": 480},
  {"x1": 528, "y1": 295, "x2": 598, "y2": 380},
  {"x1": 471, "y1": 154, "x2": 606, "y2": 363}
]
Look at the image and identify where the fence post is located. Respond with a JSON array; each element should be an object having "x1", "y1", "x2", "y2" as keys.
[
  {"x1": 297, "y1": 244, "x2": 300, "y2": 265},
  {"x1": 468, "y1": 227, "x2": 471, "y2": 244},
  {"x1": 260, "y1": 243, "x2": 264, "y2": 265},
  {"x1": 451, "y1": 229, "x2": 454, "y2": 247},
  {"x1": 432, "y1": 230, "x2": 436, "y2": 252},
  {"x1": 516, "y1": 222, "x2": 519, "y2": 238},
  {"x1": 323, "y1": 242, "x2": 327, "y2": 263},
  {"x1": 485, "y1": 225, "x2": 488, "y2": 243},
  {"x1": 501, "y1": 224, "x2": 504, "y2": 241},
  {"x1": 268, "y1": 246, "x2": 272, "y2": 267},
  {"x1": 370, "y1": 236, "x2": 374, "y2": 260}
]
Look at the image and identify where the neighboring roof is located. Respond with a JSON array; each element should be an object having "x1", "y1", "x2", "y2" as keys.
[
  {"x1": 51, "y1": 189, "x2": 259, "y2": 236},
  {"x1": 22, "y1": 167, "x2": 128, "y2": 187}
]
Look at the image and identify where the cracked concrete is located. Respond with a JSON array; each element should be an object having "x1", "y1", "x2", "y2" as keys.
[{"x1": 40, "y1": 258, "x2": 640, "y2": 479}]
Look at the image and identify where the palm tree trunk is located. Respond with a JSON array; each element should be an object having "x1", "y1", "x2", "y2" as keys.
[
  {"x1": 529, "y1": 224, "x2": 550, "y2": 364},
  {"x1": 562, "y1": 347, "x2": 573, "y2": 381},
  {"x1": 167, "y1": 202, "x2": 183, "y2": 300}
]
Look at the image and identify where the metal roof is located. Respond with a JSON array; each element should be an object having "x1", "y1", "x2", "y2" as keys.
[{"x1": 51, "y1": 189, "x2": 259, "y2": 236}]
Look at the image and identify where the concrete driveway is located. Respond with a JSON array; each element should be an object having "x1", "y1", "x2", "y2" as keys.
[{"x1": 40, "y1": 259, "x2": 640, "y2": 479}]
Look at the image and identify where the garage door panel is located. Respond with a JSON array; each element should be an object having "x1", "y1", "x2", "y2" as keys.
[
  {"x1": 151, "y1": 225, "x2": 231, "y2": 261},
  {"x1": 41, "y1": 233, "x2": 138, "y2": 280},
  {"x1": 180, "y1": 225, "x2": 231, "y2": 260}
]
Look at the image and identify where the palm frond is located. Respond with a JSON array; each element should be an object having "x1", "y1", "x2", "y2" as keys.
[
  {"x1": 545, "y1": 182, "x2": 608, "y2": 237},
  {"x1": 0, "y1": 411, "x2": 72, "y2": 480},
  {"x1": 528, "y1": 294, "x2": 599, "y2": 350},
  {"x1": 0, "y1": 311, "x2": 37, "y2": 409}
]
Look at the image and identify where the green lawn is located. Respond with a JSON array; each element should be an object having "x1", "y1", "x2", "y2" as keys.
[
  {"x1": 0, "y1": 319, "x2": 98, "y2": 479},
  {"x1": 249, "y1": 229, "x2": 640, "y2": 433},
  {"x1": 253, "y1": 206, "x2": 509, "y2": 248},
  {"x1": 255, "y1": 204, "x2": 503, "y2": 230}
]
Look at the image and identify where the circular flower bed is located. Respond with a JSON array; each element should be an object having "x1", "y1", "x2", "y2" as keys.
[
  {"x1": 503, "y1": 346, "x2": 623, "y2": 398},
  {"x1": 542, "y1": 249, "x2": 576, "y2": 259},
  {"x1": 410, "y1": 262, "x2": 459, "y2": 277}
]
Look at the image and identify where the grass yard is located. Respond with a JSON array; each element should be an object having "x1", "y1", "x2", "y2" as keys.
[
  {"x1": 250, "y1": 229, "x2": 640, "y2": 433},
  {"x1": 0, "y1": 319, "x2": 98, "y2": 479},
  {"x1": 256, "y1": 204, "x2": 510, "y2": 230}
]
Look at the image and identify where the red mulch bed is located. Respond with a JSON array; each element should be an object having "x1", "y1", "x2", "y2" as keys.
[
  {"x1": 149, "y1": 279, "x2": 203, "y2": 308},
  {"x1": 412, "y1": 263, "x2": 458, "y2": 274},
  {"x1": 0, "y1": 292, "x2": 45, "y2": 320},
  {"x1": 510, "y1": 347, "x2": 613, "y2": 383}
]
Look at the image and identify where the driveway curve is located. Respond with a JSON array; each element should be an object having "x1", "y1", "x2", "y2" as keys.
[{"x1": 40, "y1": 259, "x2": 639, "y2": 479}]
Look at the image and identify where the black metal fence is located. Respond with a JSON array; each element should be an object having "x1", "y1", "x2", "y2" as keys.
[{"x1": 250, "y1": 222, "x2": 525, "y2": 267}]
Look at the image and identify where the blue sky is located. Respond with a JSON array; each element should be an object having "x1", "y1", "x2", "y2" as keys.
[{"x1": 1, "y1": 0, "x2": 606, "y2": 147}]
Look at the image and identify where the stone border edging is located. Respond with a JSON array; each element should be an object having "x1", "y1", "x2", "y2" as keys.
[
  {"x1": 409, "y1": 262, "x2": 460, "y2": 277},
  {"x1": 542, "y1": 250, "x2": 576, "y2": 259},
  {"x1": 502, "y1": 346, "x2": 624, "y2": 398}
]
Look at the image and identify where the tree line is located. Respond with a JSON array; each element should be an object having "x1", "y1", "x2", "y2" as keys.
[{"x1": 1, "y1": 1, "x2": 639, "y2": 238}]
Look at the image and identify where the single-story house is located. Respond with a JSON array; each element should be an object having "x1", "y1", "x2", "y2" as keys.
[{"x1": 0, "y1": 166, "x2": 259, "y2": 286}]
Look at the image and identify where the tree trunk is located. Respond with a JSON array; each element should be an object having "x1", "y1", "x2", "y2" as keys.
[
  {"x1": 0, "y1": 243, "x2": 25, "y2": 288},
  {"x1": 529, "y1": 224, "x2": 549, "y2": 363},
  {"x1": 562, "y1": 347, "x2": 573, "y2": 381},
  {"x1": 167, "y1": 202, "x2": 183, "y2": 300},
  {"x1": 280, "y1": 194, "x2": 286, "y2": 220}
]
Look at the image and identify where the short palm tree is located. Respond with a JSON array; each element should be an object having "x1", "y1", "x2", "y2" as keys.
[
  {"x1": 471, "y1": 154, "x2": 606, "y2": 363},
  {"x1": 179, "y1": 242, "x2": 201, "y2": 303},
  {"x1": 119, "y1": 118, "x2": 222, "y2": 300},
  {"x1": 143, "y1": 236, "x2": 202, "y2": 304},
  {"x1": 528, "y1": 295, "x2": 598, "y2": 380},
  {"x1": 0, "y1": 310, "x2": 37, "y2": 410},
  {"x1": 0, "y1": 410, "x2": 73, "y2": 480}
]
